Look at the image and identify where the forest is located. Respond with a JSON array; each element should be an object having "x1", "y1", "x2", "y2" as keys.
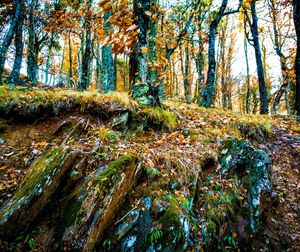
[{"x1": 0, "y1": 0, "x2": 299, "y2": 251}]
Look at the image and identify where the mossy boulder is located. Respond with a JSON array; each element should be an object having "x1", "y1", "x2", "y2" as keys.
[
  {"x1": 196, "y1": 176, "x2": 245, "y2": 249},
  {"x1": 61, "y1": 154, "x2": 141, "y2": 252},
  {"x1": 0, "y1": 146, "x2": 79, "y2": 237},
  {"x1": 109, "y1": 193, "x2": 193, "y2": 252},
  {"x1": 193, "y1": 138, "x2": 271, "y2": 250},
  {"x1": 219, "y1": 138, "x2": 272, "y2": 232}
]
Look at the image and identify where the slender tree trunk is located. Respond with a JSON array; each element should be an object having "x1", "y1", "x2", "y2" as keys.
[
  {"x1": 134, "y1": 0, "x2": 149, "y2": 86},
  {"x1": 171, "y1": 60, "x2": 178, "y2": 97},
  {"x1": 8, "y1": 0, "x2": 25, "y2": 87},
  {"x1": 45, "y1": 33, "x2": 54, "y2": 85},
  {"x1": 0, "y1": 0, "x2": 23, "y2": 85},
  {"x1": 196, "y1": 20, "x2": 204, "y2": 105},
  {"x1": 227, "y1": 33, "x2": 234, "y2": 110},
  {"x1": 203, "y1": 0, "x2": 229, "y2": 108},
  {"x1": 220, "y1": 24, "x2": 227, "y2": 108},
  {"x1": 293, "y1": 0, "x2": 300, "y2": 117},
  {"x1": 149, "y1": 0, "x2": 158, "y2": 85},
  {"x1": 59, "y1": 44, "x2": 65, "y2": 84},
  {"x1": 130, "y1": 0, "x2": 161, "y2": 106},
  {"x1": 285, "y1": 87, "x2": 291, "y2": 114},
  {"x1": 79, "y1": 0, "x2": 92, "y2": 91},
  {"x1": 27, "y1": 0, "x2": 38, "y2": 85},
  {"x1": 184, "y1": 44, "x2": 191, "y2": 103},
  {"x1": 244, "y1": 36, "x2": 251, "y2": 113},
  {"x1": 68, "y1": 33, "x2": 73, "y2": 87},
  {"x1": 95, "y1": 39, "x2": 102, "y2": 90},
  {"x1": 204, "y1": 24, "x2": 218, "y2": 107},
  {"x1": 250, "y1": 1, "x2": 269, "y2": 114},
  {"x1": 102, "y1": 12, "x2": 116, "y2": 93}
]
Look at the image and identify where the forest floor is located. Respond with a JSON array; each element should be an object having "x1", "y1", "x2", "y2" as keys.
[{"x1": 0, "y1": 88, "x2": 299, "y2": 251}]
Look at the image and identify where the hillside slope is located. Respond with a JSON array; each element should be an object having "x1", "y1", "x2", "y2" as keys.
[{"x1": 0, "y1": 88, "x2": 299, "y2": 251}]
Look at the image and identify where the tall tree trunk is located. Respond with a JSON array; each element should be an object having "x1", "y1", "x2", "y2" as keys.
[
  {"x1": 293, "y1": 0, "x2": 300, "y2": 117},
  {"x1": 204, "y1": 23, "x2": 218, "y2": 108},
  {"x1": 95, "y1": 39, "x2": 102, "y2": 90},
  {"x1": 102, "y1": 12, "x2": 116, "y2": 93},
  {"x1": 226, "y1": 32, "x2": 234, "y2": 110},
  {"x1": 149, "y1": 0, "x2": 158, "y2": 85},
  {"x1": 285, "y1": 88, "x2": 291, "y2": 114},
  {"x1": 203, "y1": 0, "x2": 230, "y2": 108},
  {"x1": 79, "y1": 0, "x2": 92, "y2": 91},
  {"x1": 59, "y1": 43, "x2": 65, "y2": 85},
  {"x1": 249, "y1": 1, "x2": 269, "y2": 114},
  {"x1": 27, "y1": 0, "x2": 38, "y2": 86},
  {"x1": 244, "y1": 36, "x2": 251, "y2": 113},
  {"x1": 184, "y1": 44, "x2": 191, "y2": 103},
  {"x1": 196, "y1": 19, "x2": 205, "y2": 105},
  {"x1": 0, "y1": 0, "x2": 23, "y2": 85},
  {"x1": 8, "y1": 0, "x2": 25, "y2": 87},
  {"x1": 130, "y1": 0, "x2": 161, "y2": 106},
  {"x1": 134, "y1": 0, "x2": 149, "y2": 86},
  {"x1": 45, "y1": 33, "x2": 54, "y2": 85},
  {"x1": 68, "y1": 33, "x2": 73, "y2": 87},
  {"x1": 220, "y1": 23, "x2": 227, "y2": 108}
]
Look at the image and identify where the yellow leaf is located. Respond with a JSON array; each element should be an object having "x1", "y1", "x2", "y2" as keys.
[
  {"x1": 141, "y1": 47, "x2": 149, "y2": 54},
  {"x1": 145, "y1": 11, "x2": 152, "y2": 16}
]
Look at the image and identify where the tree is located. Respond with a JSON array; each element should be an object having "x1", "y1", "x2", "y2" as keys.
[
  {"x1": 130, "y1": 0, "x2": 159, "y2": 105},
  {"x1": 293, "y1": 0, "x2": 300, "y2": 117},
  {"x1": 79, "y1": 0, "x2": 93, "y2": 90},
  {"x1": 267, "y1": 0, "x2": 293, "y2": 113},
  {"x1": 0, "y1": 0, "x2": 24, "y2": 85},
  {"x1": 243, "y1": 1, "x2": 269, "y2": 114},
  {"x1": 8, "y1": 0, "x2": 25, "y2": 86},
  {"x1": 102, "y1": 12, "x2": 116, "y2": 93},
  {"x1": 203, "y1": 0, "x2": 242, "y2": 108}
]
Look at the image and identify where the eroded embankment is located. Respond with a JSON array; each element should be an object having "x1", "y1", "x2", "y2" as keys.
[{"x1": 0, "y1": 89, "x2": 299, "y2": 251}]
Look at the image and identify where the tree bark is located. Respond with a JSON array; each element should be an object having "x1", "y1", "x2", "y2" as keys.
[
  {"x1": 45, "y1": 33, "x2": 54, "y2": 85},
  {"x1": 27, "y1": 0, "x2": 38, "y2": 86},
  {"x1": 196, "y1": 18, "x2": 205, "y2": 105},
  {"x1": 102, "y1": 12, "x2": 116, "y2": 93},
  {"x1": 148, "y1": 0, "x2": 158, "y2": 85},
  {"x1": 184, "y1": 44, "x2": 191, "y2": 103},
  {"x1": 244, "y1": 36, "x2": 251, "y2": 113},
  {"x1": 95, "y1": 39, "x2": 102, "y2": 90},
  {"x1": 293, "y1": 0, "x2": 300, "y2": 117},
  {"x1": 8, "y1": 0, "x2": 25, "y2": 87},
  {"x1": 220, "y1": 22, "x2": 227, "y2": 108},
  {"x1": 79, "y1": 0, "x2": 93, "y2": 91},
  {"x1": 130, "y1": 0, "x2": 162, "y2": 106},
  {"x1": 203, "y1": 0, "x2": 228, "y2": 108},
  {"x1": 249, "y1": 1, "x2": 269, "y2": 114},
  {"x1": 0, "y1": 0, "x2": 23, "y2": 85}
]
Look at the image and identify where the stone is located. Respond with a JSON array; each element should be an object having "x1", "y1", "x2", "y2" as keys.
[{"x1": 0, "y1": 146, "x2": 79, "y2": 237}]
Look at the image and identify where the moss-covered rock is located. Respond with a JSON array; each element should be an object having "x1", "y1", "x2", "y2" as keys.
[
  {"x1": 219, "y1": 138, "x2": 272, "y2": 232},
  {"x1": 61, "y1": 154, "x2": 140, "y2": 252},
  {"x1": 0, "y1": 146, "x2": 79, "y2": 237}
]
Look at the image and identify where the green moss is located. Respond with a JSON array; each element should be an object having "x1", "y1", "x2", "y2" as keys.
[
  {"x1": 0, "y1": 87, "x2": 136, "y2": 121},
  {"x1": 94, "y1": 154, "x2": 135, "y2": 184},
  {"x1": 0, "y1": 146, "x2": 72, "y2": 224},
  {"x1": 56, "y1": 196, "x2": 83, "y2": 236},
  {"x1": 160, "y1": 197, "x2": 181, "y2": 230},
  {"x1": 206, "y1": 220, "x2": 217, "y2": 234},
  {"x1": 235, "y1": 115, "x2": 272, "y2": 142},
  {"x1": 142, "y1": 107, "x2": 177, "y2": 131}
]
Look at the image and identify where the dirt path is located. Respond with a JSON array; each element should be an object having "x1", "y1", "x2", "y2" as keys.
[{"x1": 263, "y1": 128, "x2": 300, "y2": 251}]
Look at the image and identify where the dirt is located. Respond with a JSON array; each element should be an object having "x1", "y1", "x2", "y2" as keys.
[
  {"x1": 0, "y1": 107, "x2": 300, "y2": 251},
  {"x1": 0, "y1": 114, "x2": 103, "y2": 206},
  {"x1": 262, "y1": 127, "x2": 300, "y2": 251}
]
